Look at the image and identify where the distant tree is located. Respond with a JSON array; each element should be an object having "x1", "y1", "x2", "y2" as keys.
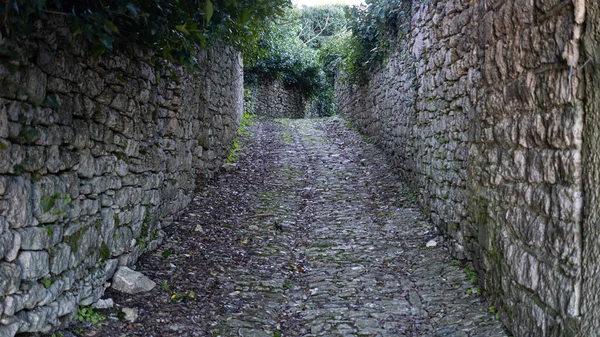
[{"x1": 296, "y1": 4, "x2": 348, "y2": 49}]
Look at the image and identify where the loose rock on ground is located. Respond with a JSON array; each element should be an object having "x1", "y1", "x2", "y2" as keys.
[{"x1": 60, "y1": 117, "x2": 508, "y2": 337}]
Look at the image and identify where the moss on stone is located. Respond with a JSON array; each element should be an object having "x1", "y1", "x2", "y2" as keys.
[
  {"x1": 65, "y1": 228, "x2": 85, "y2": 253},
  {"x1": 100, "y1": 243, "x2": 110, "y2": 260}
]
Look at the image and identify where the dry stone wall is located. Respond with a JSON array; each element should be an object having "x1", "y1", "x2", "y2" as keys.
[
  {"x1": 246, "y1": 78, "x2": 306, "y2": 118},
  {"x1": 336, "y1": 0, "x2": 590, "y2": 335},
  {"x1": 0, "y1": 17, "x2": 243, "y2": 336}
]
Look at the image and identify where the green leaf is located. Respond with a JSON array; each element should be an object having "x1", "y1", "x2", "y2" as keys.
[
  {"x1": 104, "y1": 20, "x2": 119, "y2": 34},
  {"x1": 126, "y1": 3, "x2": 138, "y2": 17},
  {"x1": 99, "y1": 34, "x2": 114, "y2": 49},
  {"x1": 41, "y1": 195, "x2": 56, "y2": 213},
  {"x1": 92, "y1": 43, "x2": 106, "y2": 58},
  {"x1": 175, "y1": 24, "x2": 190, "y2": 36},
  {"x1": 161, "y1": 49, "x2": 175, "y2": 63},
  {"x1": 241, "y1": 10, "x2": 251, "y2": 24},
  {"x1": 71, "y1": 26, "x2": 82, "y2": 38},
  {"x1": 45, "y1": 94, "x2": 60, "y2": 108},
  {"x1": 19, "y1": 126, "x2": 40, "y2": 144},
  {"x1": 205, "y1": 0, "x2": 214, "y2": 23}
]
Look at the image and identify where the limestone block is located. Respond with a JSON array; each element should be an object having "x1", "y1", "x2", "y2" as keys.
[
  {"x1": 0, "y1": 321, "x2": 18, "y2": 337},
  {"x1": 5, "y1": 177, "x2": 34, "y2": 229},
  {"x1": 5, "y1": 230, "x2": 20, "y2": 262},
  {"x1": 111, "y1": 266, "x2": 156, "y2": 294},
  {"x1": 17, "y1": 227, "x2": 51, "y2": 250},
  {"x1": 77, "y1": 150, "x2": 95, "y2": 178},
  {"x1": 17, "y1": 251, "x2": 49, "y2": 281},
  {"x1": 0, "y1": 263, "x2": 21, "y2": 297},
  {"x1": 50, "y1": 243, "x2": 71, "y2": 275},
  {"x1": 25, "y1": 67, "x2": 47, "y2": 105},
  {"x1": 0, "y1": 100, "x2": 8, "y2": 139},
  {"x1": 16, "y1": 303, "x2": 59, "y2": 333}
]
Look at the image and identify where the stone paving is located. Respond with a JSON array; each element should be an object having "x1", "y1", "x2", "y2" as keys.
[
  {"x1": 72, "y1": 117, "x2": 508, "y2": 337},
  {"x1": 209, "y1": 117, "x2": 508, "y2": 337}
]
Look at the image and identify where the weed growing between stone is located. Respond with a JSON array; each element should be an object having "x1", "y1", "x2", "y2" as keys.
[
  {"x1": 227, "y1": 112, "x2": 256, "y2": 163},
  {"x1": 75, "y1": 306, "x2": 105, "y2": 327}
]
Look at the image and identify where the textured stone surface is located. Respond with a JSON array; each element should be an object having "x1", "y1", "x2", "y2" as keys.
[
  {"x1": 246, "y1": 79, "x2": 307, "y2": 118},
  {"x1": 336, "y1": 0, "x2": 587, "y2": 335},
  {"x1": 72, "y1": 118, "x2": 507, "y2": 337},
  {"x1": 581, "y1": 0, "x2": 600, "y2": 334},
  {"x1": 0, "y1": 16, "x2": 242, "y2": 335},
  {"x1": 111, "y1": 267, "x2": 156, "y2": 294}
]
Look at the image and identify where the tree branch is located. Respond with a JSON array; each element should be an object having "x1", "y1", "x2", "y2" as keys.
[{"x1": 303, "y1": 13, "x2": 330, "y2": 46}]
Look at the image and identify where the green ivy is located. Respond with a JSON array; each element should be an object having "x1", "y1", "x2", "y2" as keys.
[
  {"x1": 0, "y1": 0, "x2": 291, "y2": 69},
  {"x1": 339, "y1": 0, "x2": 412, "y2": 84}
]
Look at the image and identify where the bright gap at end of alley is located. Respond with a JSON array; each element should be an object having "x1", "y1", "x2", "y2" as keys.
[{"x1": 292, "y1": 0, "x2": 365, "y2": 7}]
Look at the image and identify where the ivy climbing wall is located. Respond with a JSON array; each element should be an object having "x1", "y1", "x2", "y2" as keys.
[
  {"x1": 336, "y1": 0, "x2": 591, "y2": 335},
  {"x1": 0, "y1": 16, "x2": 243, "y2": 335}
]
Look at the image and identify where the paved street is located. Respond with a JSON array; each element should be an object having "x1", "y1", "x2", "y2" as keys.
[{"x1": 81, "y1": 117, "x2": 507, "y2": 337}]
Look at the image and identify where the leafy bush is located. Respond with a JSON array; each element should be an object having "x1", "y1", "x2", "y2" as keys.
[
  {"x1": 245, "y1": 5, "x2": 350, "y2": 116},
  {"x1": 0, "y1": 0, "x2": 291, "y2": 69},
  {"x1": 338, "y1": 0, "x2": 412, "y2": 84},
  {"x1": 244, "y1": 8, "x2": 326, "y2": 99},
  {"x1": 296, "y1": 4, "x2": 347, "y2": 50}
]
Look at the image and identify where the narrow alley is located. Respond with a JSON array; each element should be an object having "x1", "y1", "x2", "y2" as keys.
[{"x1": 85, "y1": 118, "x2": 507, "y2": 337}]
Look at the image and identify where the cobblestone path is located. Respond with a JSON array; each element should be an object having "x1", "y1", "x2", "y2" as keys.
[{"x1": 81, "y1": 118, "x2": 508, "y2": 337}]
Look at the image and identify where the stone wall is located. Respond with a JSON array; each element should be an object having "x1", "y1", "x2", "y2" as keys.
[
  {"x1": 336, "y1": 0, "x2": 589, "y2": 335},
  {"x1": 0, "y1": 17, "x2": 243, "y2": 336},
  {"x1": 246, "y1": 78, "x2": 306, "y2": 118}
]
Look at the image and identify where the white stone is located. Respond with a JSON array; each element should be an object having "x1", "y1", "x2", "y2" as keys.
[
  {"x1": 426, "y1": 240, "x2": 437, "y2": 248},
  {"x1": 121, "y1": 307, "x2": 138, "y2": 322},
  {"x1": 111, "y1": 267, "x2": 155, "y2": 294}
]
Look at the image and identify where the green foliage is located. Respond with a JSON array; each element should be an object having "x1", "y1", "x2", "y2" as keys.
[
  {"x1": 1, "y1": 0, "x2": 291, "y2": 69},
  {"x1": 75, "y1": 306, "x2": 105, "y2": 327},
  {"x1": 138, "y1": 236, "x2": 147, "y2": 249},
  {"x1": 238, "y1": 111, "x2": 256, "y2": 136},
  {"x1": 321, "y1": 0, "x2": 412, "y2": 84},
  {"x1": 18, "y1": 126, "x2": 40, "y2": 144},
  {"x1": 464, "y1": 265, "x2": 478, "y2": 284},
  {"x1": 226, "y1": 138, "x2": 240, "y2": 163},
  {"x1": 245, "y1": 5, "x2": 350, "y2": 116},
  {"x1": 226, "y1": 111, "x2": 255, "y2": 163},
  {"x1": 100, "y1": 243, "x2": 110, "y2": 260},
  {"x1": 296, "y1": 4, "x2": 347, "y2": 49},
  {"x1": 42, "y1": 278, "x2": 52, "y2": 288},
  {"x1": 245, "y1": 8, "x2": 324, "y2": 94},
  {"x1": 41, "y1": 193, "x2": 61, "y2": 213}
]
